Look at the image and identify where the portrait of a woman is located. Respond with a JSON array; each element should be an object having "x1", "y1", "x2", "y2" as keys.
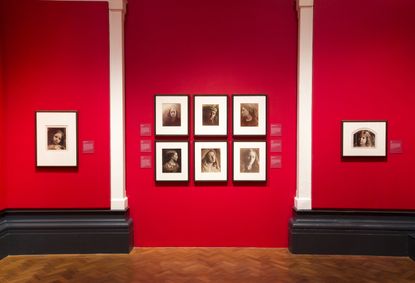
[
  {"x1": 240, "y1": 148, "x2": 260, "y2": 173},
  {"x1": 201, "y1": 148, "x2": 221, "y2": 173},
  {"x1": 162, "y1": 149, "x2": 181, "y2": 173},
  {"x1": 240, "y1": 103, "x2": 258, "y2": 127},
  {"x1": 162, "y1": 103, "x2": 181, "y2": 127}
]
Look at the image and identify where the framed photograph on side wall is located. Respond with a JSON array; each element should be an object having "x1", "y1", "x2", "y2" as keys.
[
  {"x1": 155, "y1": 141, "x2": 189, "y2": 182},
  {"x1": 194, "y1": 141, "x2": 228, "y2": 182},
  {"x1": 36, "y1": 111, "x2": 78, "y2": 167},
  {"x1": 155, "y1": 95, "x2": 189, "y2": 136},
  {"x1": 342, "y1": 121, "x2": 387, "y2": 157},
  {"x1": 233, "y1": 95, "x2": 267, "y2": 136},
  {"x1": 194, "y1": 95, "x2": 228, "y2": 136},
  {"x1": 233, "y1": 141, "x2": 267, "y2": 181}
]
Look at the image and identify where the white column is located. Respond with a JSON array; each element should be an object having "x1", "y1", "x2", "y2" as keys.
[
  {"x1": 295, "y1": 0, "x2": 314, "y2": 210},
  {"x1": 109, "y1": 0, "x2": 128, "y2": 210}
]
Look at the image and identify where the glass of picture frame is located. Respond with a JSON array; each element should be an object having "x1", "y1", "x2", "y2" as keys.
[
  {"x1": 193, "y1": 95, "x2": 228, "y2": 136},
  {"x1": 341, "y1": 120, "x2": 387, "y2": 157},
  {"x1": 194, "y1": 141, "x2": 228, "y2": 182},
  {"x1": 233, "y1": 141, "x2": 267, "y2": 181},
  {"x1": 35, "y1": 111, "x2": 78, "y2": 167},
  {"x1": 154, "y1": 95, "x2": 189, "y2": 136},
  {"x1": 155, "y1": 141, "x2": 189, "y2": 182},
  {"x1": 233, "y1": 95, "x2": 267, "y2": 136}
]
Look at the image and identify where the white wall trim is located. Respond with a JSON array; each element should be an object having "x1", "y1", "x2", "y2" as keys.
[
  {"x1": 109, "y1": 0, "x2": 128, "y2": 210},
  {"x1": 295, "y1": 0, "x2": 314, "y2": 210},
  {"x1": 46, "y1": 0, "x2": 129, "y2": 211}
]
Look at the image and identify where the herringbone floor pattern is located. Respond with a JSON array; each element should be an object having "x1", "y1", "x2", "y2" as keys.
[{"x1": 1, "y1": 248, "x2": 415, "y2": 283}]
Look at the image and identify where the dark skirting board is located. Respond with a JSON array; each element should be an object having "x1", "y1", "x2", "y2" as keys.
[
  {"x1": 289, "y1": 209, "x2": 415, "y2": 257},
  {"x1": 0, "y1": 209, "x2": 133, "y2": 260}
]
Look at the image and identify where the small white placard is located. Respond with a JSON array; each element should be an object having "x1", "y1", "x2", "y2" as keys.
[
  {"x1": 271, "y1": 140, "x2": 282, "y2": 153},
  {"x1": 270, "y1": 123, "x2": 282, "y2": 137},
  {"x1": 140, "y1": 124, "x2": 152, "y2": 136},
  {"x1": 82, "y1": 140, "x2": 95, "y2": 154},
  {"x1": 390, "y1": 140, "x2": 402, "y2": 154},
  {"x1": 140, "y1": 140, "x2": 152, "y2": 152},
  {"x1": 140, "y1": 156, "x2": 152, "y2": 168},
  {"x1": 270, "y1": 156, "x2": 282, "y2": 168}
]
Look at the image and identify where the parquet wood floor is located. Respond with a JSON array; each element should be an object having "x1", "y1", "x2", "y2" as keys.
[{"x1": 1, "y1": 248, "x2": 415, "y2": 283}]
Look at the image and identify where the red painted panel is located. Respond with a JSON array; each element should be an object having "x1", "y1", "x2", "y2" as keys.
[
  {"x1": 3, "y1": 0, "x2": 110, "y2": 208},
  {"x1": 0, "y1": 13, "x2": 5, "y2": 210},
  {"x1": 313, "y1": 0, "x2": 415, "y2": 209},
  {"x1": 125, "y1": 0, "x2": 297, "y2": 247}
]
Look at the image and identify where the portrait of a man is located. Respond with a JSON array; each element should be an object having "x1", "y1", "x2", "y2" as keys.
[
  {"x1": 162, "y1": 149, "x2": 181, "y2": 173},
  {"x1": 47, "y1": 127, "x2": 66, "y2": 150},
  {"x1": 240, "y1": 148, "x2": 260, "y2": 173},
  {"x1": 162, "y1": 103, "x2": 181, "y2": 126},
  {"x1": 201, "y1": 148, "x2": 221, "y2": 173},
  {"x1": 202, "y1": 104, "x2": 219, "y2": 126},
  {"x1": 240, "y1": 103, "x2": 258, "y2": 127}
]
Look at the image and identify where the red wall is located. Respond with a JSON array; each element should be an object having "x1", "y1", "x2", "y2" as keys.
[
  {"x1": 2, "y1": 0, "x2": 110, "y2": 208},
  {"x1": 0, "y1": 1, "x2": 5, "y2": 210},
  {"x1": 313, "y1": 0, "x2": 415, "y2": 209},
  {"x1": 125, "y1": 0, "x2": 298, "y2": 247}
]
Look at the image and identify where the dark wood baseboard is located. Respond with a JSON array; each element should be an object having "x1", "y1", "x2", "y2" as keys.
[
  {"x1": 289, "y1": 209, "x2": 415, "y2": 256},
  {"x1": 409, "y1": 234, "x2": 415, "y2": 260},
  {"x1": 0, "y1": 209, "x2": 133, "y2": 260}
]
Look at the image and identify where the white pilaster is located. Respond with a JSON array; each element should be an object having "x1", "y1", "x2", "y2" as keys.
[
  {"x1": 109, "y1": 0, "x2": 128, "y2": 210},
  {"x1": 295, "y1": 0, "x2": 314, "y2": 210}
]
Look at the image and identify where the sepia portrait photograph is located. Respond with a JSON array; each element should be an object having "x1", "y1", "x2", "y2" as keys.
[
  {"x1": 155, "y1": 141, "x2": 189, "y2": 181},
  {"x1": 240, "y1": 148, "x2": 260, "y2": 173},
  {"x1": 342, "y1": 121, "x2": 387, "y2": 157},
  {"x1": 202, "y1": 104, "x2": 219, "y2": 126},
  {"x1": 162, "y1": 103, "x2": 181, "y2": 127},
  {"x1": 201, "y1": 148, "x2": 221, "y2": 173},
  {"x1": 233, "y1": 95, "x2": 267, "y2": 136},
  {"x1": 36, "y1": 111, "x2": 78, "y2": 167},
  {"x1": 240, "y1": 103, "x2": 258, "y2": 127},
  {"x1": 162, "y1": 148, "x2": 182, "y2": 173},
  {"x1": 194, "y1": 96, "x2": 228, "y2": 136},
  {"x1": 155, "y1": 95, "x2": 189, "y2": 136},
  {"x1": 47, "y1": 127, "x2": 67, "y2": 150},
  {"x1": 233, "y1": 141, "x2": 267, "y2": 181},
  {"x1": 353, "y1": 130, "x2": 375, "y2": 148},
  {"x1": 194, "y1": 141, "x2": 227, "y2": 181}
]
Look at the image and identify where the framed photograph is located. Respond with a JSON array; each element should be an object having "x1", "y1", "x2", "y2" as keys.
[
  {"x1": 155, "y1": 141, "x2": 189, "y2": 181},
  {"x1": 155, "y1": 95, "x2": 189, "y2": 136},
  {"x1": 36, "y1": 111, "x2": 78, "y2": 167},
  {"x1": 194, "y1": 95, "x2": 228, "y2": 136},
  {"x1": 233, "y1": 141, "x2": 267, "y2": 181},
  {"x1": 233, "y1": 95, "x2": 267, "y2": 136},
  {"x1": 194, "y1": 141, "x2": 228, "y2": 182},
  {"x1": 342, "y1": 121, "x2": 387, "y2": 157}
]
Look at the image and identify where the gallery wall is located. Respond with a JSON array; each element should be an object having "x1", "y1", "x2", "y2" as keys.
[
  {"x1": 1, "y1": 0, "x2": 111, "y2": 208},
  {"x1": 312, "y1": 0, "x2": 415, "y2": 209},
  {"x1": 3, "y1": 0, "x2": 413, "y2": 247},
  {"x1": 125, "y1": 0, "x2": 298, "y2": 247},
  {"x1": 0, "y1": 1, "x2": 5, "y2": 210}
]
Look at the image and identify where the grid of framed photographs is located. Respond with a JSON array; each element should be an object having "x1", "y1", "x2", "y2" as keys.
[{"x1": 154, "y1": 94, "x2": 268, "y2": 182}]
